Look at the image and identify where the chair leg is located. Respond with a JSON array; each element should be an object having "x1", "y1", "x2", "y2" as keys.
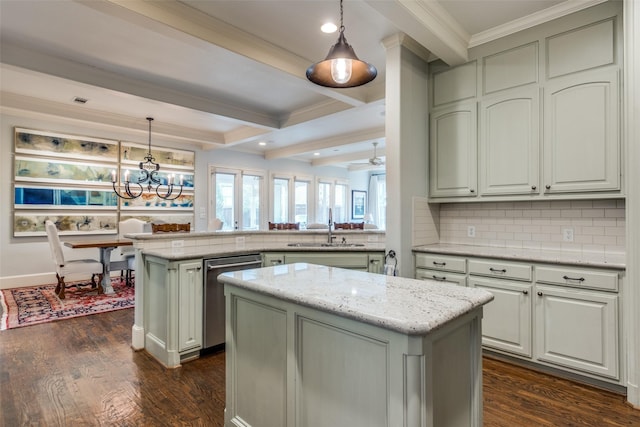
[
  {"x1": 55, "y1": 273, "x2": 66, "y2": 299},
  {"x1": 96, "y1": 274, "x2": 104, "y2": 294}
]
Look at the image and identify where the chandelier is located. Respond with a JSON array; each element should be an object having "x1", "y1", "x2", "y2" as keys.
[
  {"x1": 306, "y1": 0, "x2": 377, "y2": 88},
  {"x1": 112, "y1": 117, "x2": 184, "y2": 200}
]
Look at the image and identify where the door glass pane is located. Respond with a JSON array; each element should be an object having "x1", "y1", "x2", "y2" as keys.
[
  {"x1": 215, "y1": 172, "x2": 235, "y2": 231},
  {"x1": 334, "y1": 183, "x2": 347, "y2": 222},
  {"x1": 294, "y1": 180, "x2": 309, "y2": 228},
  {"x1": 377, "y1": 176, "x2": 387, "y2": 230},
  {"x1": 273, "y1": 178, "x2": 289, "y2": 223},
  {"x1": 242, "y1": 174, "x2": 261, "y2": 230},
  {"x1": 317, "y1": 181, "x2": 331, "y2": 224}
]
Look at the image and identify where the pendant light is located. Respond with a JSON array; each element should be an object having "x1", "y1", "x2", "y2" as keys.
[
  {"x1": 306, "y1": 0, "x2": 377, "y2": 88},
  {"x1": 112, "y1": 117, "x2": 184, "y2": 201}
]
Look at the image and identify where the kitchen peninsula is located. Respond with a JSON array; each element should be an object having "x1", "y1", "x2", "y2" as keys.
[
  {"x1": 127, "y1": 228, "x2": 386, "y2": 367},
  {"x1": 219, "y1": 263, "x2": 493, "y2": 427}
]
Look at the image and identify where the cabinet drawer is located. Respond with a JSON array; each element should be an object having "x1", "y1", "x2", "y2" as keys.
[
  {"x1": 415, "y1": 269, "x2": 467, "y2": 286},
  {"x1": 415, "y1": 253, "x2": 466, "y2": 273},
  {"x1": 469, "y1": 259, "x2": 532, "y2": 281},
  {"x1": 535, "y1": 266, "x2": 618, "y2": 292}
]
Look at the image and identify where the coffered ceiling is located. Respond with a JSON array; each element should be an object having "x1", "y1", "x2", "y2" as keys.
[{"x1": 0, "y1": 0, "x2": 605, "y2": 168}]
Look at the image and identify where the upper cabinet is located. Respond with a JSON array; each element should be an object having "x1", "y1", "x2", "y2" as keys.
[
  {"x1": 428, "y1": 3, "x2": 622, "y2": 202},
  {"x1": 429, "y1": 101, "x2": 477, "y2": 198}
]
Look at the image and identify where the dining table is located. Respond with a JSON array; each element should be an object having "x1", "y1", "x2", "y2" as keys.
[{"x1": 63, "y1": 239, "x2": 133, "y2": 294}]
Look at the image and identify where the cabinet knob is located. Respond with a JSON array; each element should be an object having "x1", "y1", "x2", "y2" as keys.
[
  {"x1": 545, "y1": 185, "x2": 551, "y2": 190},
  {"x1": 531, "y1": 186, "x2": 537, "y2": 190},
  {"x1": 470, "y1": 189, "x2": 475, "y2": 193},
  {"x1": 522, "y1": 290, "x2": 528, "y2": 295},
  {"x1": 537, "y1": 291, "x2": 543, "y2": 296}
]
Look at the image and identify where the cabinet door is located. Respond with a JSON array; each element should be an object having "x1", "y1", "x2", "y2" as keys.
[
  {"x1": 367, "y1": 253, "x2": 384, "y2": 274},
  {"x1": 479, "y1": 88, "x2": 540, "y2": 195},
  {"x1": 543, "y1": 69, "x2": 620, "y2": 193},
  {"x1": 263, "y1": 253, "x2": 285, "y2": 266},
  {"x1": 416, "y1": 268, "x2": 466, "y2": 286},
  {"x1": 534, "y1": 285, "x2": 618, "y2": 379},
  {"x1": 284, "y1": 252, "x2": 370, "y2": 270},
  {"x1": 429, "y1": 101, "x2": 478, "y2": 198},
  {"x1": 470, "y1": 276, "x2": 532, "y2": 357},
  {"x1": 178, "y1": 261, "x2": 203, "y2": 353}
]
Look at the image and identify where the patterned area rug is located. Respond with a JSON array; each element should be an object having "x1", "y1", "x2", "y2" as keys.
[{"x1": 0, "y1": 278, "x2": 134, "y2": 330}]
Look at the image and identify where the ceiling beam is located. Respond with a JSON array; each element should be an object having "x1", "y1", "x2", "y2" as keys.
[
  {"x1": 96, "y1": 0, "x2": 371, "y2": 107},
  {"x1": 264, "y1": 127, "x2": 385, "y2": 160},
  {"x1": 0, "y1": 91, "x2": 225, "y2": 148},
  {"x1": 1, "y1": 43, "x2": 280, "y2": 130},
  {"x1": 365, "y1": 0, "x2": 469, "y2": 66},
  {"x1": 311, "y1": 147, "x2": 386, "y2": 167}
]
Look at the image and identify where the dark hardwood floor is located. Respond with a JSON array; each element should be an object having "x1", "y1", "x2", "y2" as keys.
[{"x1": 1, "y1": 308, "x2": 638, "y2": 426}]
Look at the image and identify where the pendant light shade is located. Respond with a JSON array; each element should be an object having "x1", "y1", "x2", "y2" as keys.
[{"x1": 306, "y1": 0, "x2": 377, "y2": 88}]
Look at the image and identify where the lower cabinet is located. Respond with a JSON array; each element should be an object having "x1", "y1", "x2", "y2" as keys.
[
  {"x1": 469, "y1": 276, "x2": 532, "y2": 357},
  {"x1": 415, "y1": 251, "x2": 622, "y2": 384},
  {"x1": 144, "y1": 255, "x2": 203, "y2": 368},
  {"x1": 262, "y1": 251, "x2": 384, "y2": 274}
]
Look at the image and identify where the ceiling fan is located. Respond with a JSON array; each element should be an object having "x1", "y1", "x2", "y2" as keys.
[{"x1": 351, "y1": 142, "x2": 385, "y2": 167}]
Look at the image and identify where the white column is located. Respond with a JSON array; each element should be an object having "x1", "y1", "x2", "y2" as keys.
[
  {"x1": 624, "y1": 0, "x2": 640, "y2": 409},
  {"x1": 383, "y1": 34, "x2": 431, "y2": 277}
]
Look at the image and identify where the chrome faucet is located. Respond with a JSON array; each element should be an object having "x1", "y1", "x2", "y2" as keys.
[{"x1": 327, "y1": 208, "x2": 335, "y2": 244}]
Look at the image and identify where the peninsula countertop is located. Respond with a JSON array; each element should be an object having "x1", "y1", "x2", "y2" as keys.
[
  {"x1": 219, "y1": 263, "x2": 494, "y2": 335},
  {"x1": 413, "y1": 243, "x2": 626, "y2": 270}
]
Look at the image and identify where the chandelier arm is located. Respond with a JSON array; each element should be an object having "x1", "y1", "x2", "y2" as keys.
[
  {"x1": 155, "y1": 183, "x2": 184, "y2": 201},
  {"x1": 113, "y1": 181, "x2": 143, "y2": 200}
]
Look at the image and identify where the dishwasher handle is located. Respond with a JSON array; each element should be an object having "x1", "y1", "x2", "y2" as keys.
[{"x1": 207, "y1": 260, "x2": 262, "y2": 271}]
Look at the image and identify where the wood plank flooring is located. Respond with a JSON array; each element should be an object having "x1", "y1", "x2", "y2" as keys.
[{"x1": 1, "y1": 308, "x2": 638, "y2": 426}]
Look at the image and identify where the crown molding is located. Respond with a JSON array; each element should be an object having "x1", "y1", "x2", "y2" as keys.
[{"x1": 469, "y1": 0, "x2": 609, "y2": 47}]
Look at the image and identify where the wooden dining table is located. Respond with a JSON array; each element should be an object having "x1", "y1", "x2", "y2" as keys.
[{"x1": 64, "y1": 239, "x2": 133, "y2": 294}]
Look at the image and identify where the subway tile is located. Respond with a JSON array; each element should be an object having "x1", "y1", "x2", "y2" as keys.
[
  {"x1": 605, "y1": 208, "x2": 625, "y2": 218},
  {"x1": 581, "y1": 209, "x2": 605, "y2": 218}
]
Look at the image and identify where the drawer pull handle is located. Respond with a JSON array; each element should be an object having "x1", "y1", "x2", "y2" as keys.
[
  {"x1": 545, "y1": 185, "x2": 551, "y2": 190},
  {"x1": 531, "y1": 185, "x2": 537, "y2": 190},
  {"x1": 433, "y1": 261, "x2": 446, "y2": 266},
  {"x1": 432, "y1": 275, "x2": 447, "y2": 281},
  {"x1": 489, "y1": 268, "x2": 506, "y2": 273},
  {"x1": 563, "y1": 275, "x2": 585, "y2": 282},
  {"x1": 522, "y1": 290, "x2": 528, "y2": 295},
  {"x1": 537, "y1": 291, "x2": 543, "y2": 296}
]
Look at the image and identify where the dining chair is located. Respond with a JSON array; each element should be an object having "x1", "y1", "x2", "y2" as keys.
[
  {"x1": 44, "y1": 220, "x2": 104, "y2": 299},
  {"x1": 117, "y1": 218, "x2": 146, "y2": 286}
]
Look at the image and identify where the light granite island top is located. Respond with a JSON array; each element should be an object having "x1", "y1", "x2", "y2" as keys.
[
  {"x1": 219, "y1": 263, "x2": 494, "y2": 427},
  {"x1": 219, "y1": 262, "x2": 493, "y2": 335}
]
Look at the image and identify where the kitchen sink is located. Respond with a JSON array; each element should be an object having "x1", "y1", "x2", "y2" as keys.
[{"x1": 287, "y1": 242, "x2": 365, "y2": 247}]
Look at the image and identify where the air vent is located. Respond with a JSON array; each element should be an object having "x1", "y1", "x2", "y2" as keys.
[{"x1": 73, "y1": 97, "x2": 88, "y2": 104}]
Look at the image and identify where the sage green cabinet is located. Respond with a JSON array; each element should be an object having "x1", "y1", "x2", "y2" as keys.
[
  {"x1": 262, "y1": 251, "x2": 384, "y2": 273},
  {"x1": 479, "y1": 87, "x2": 540, "y2": 196},
  {"x1": 543, "y1": 69, "x2": 620, "y2": 194},
  {"x1": 429, "y1": 100, "x2": 478, "y2": 198},
  {"x1": 143, "y1": 255, "x2": 203, "y2": 368}
]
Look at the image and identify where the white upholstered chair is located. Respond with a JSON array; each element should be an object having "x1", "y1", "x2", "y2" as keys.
[
  {"x1": 45, "y1": 220, "x2": 103, "y2": 299},
  {"x1": 117, "y1": 218, "x2": 146, "y2": 286}
]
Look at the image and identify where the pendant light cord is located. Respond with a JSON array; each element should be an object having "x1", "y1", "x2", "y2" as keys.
[{"x1": 339, "y1": 0, "x2": 344, "y2": 33}]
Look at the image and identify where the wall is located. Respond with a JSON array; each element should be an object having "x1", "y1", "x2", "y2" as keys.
[{"x1": 438, "y1": 199, "x2": 625, "y2": 254}]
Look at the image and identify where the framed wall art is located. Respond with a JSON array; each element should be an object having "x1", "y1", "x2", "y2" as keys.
[{"x1": 351, "y1": 190, "x2": 367, "y2": 220}]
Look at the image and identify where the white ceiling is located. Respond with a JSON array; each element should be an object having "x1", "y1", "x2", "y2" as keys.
[{"x1": 0, "y1": 0, "x2": 602, "y2": 168}]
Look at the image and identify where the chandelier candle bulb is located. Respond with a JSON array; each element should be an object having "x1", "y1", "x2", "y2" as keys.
[
  {"x1": 124, "y1": 169, "x2": 130, "y2": 183},
  {"x1": 111, "y1": 170, "x2": 116, "y2": 183},
  {"x1": 180, "y1": 175, "x2": 184, "y2": 186}
]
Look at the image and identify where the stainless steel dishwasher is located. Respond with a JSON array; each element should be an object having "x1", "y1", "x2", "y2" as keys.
[{"x1": 203, "y1": 253, "x2": 262, "y2": 351}]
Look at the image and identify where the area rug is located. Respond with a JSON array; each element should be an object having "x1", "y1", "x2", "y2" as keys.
[{"x1": 0, "y1": 278, "x2": 134, "y2": 330}]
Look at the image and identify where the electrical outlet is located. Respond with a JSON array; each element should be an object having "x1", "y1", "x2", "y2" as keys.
[
  {"x1": 367, "y1": 235, "x2": 379, "y2": 242},
  {"x1": 467, "y1": 226, "x2": 476, "y2": 238},
  {"x1": 562, "y1": 228, "x2": 574, "y2": 242},
  {"x1": 235, "y1": 236, "x2": 246, "y2": 248},
  {"x1": 171, "y1": 240, "x2": 184, "y2": 248}
]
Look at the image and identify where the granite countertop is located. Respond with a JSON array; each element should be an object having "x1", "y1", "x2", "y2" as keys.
[
  {"x1": 143, "y1": 242, "x2": 387, "y2": 261},
  {"x1": 218, "y1": 263, "x2": 494, "y2": 336},
  {"x1": 413, "y1": 243, "x2": 626, "y2": 270}
]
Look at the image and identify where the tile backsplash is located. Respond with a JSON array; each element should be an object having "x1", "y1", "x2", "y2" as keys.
[{"x1": 438, "y1": 199, "x2": 625, "y2": 254}]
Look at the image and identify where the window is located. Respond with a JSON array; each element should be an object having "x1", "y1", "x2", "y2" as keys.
[
  {"x1": 210, "y1": 167, "x2": 264, "y2": 230},
  {"x1": 316, "y1": 178, "x2": 348, "y2": 224},
  {"x1": 272, "y1": 177, "x2": 289, "y2": 223},
  {"x1": 294, "y1": 178, "x2": 311, "y2": 227}
]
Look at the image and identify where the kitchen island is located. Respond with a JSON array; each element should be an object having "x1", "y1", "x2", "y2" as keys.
[{"x1": 219, "y1": 263, "x2": 493, "y2": 427}]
